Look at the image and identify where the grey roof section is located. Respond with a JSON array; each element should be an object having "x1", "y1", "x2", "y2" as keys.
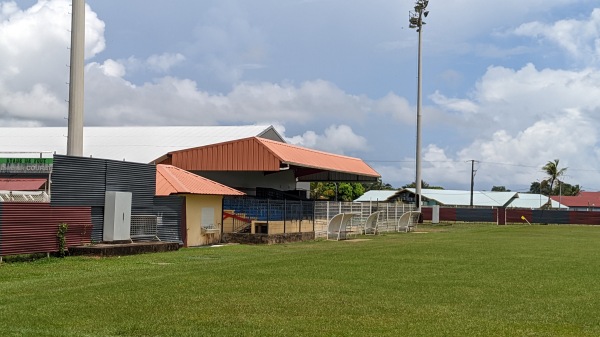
[
  {"x1": 354, "y1": 190, "x2": 400, "y2": 202},
  {"x1": 360, "y1": 188, "x2": 568, "y2": 209},
  {"x1": 0, "y1": 125, "x2": 282, "y2": 163},
  {"x1": 406, "y1": 188, "x2": 519, "y2": 207},
  {"x1": 508, "y1": 193, "x2": 568, "y2": 209}
]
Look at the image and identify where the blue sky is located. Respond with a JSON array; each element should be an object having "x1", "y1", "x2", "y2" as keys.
[{"x1": 1, "y1": 0, "x2": 600, "y2": 192}]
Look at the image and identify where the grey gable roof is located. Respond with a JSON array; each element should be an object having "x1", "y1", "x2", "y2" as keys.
[{"x1": 404, "y1": 188, "x2": 519, "y2": 207}]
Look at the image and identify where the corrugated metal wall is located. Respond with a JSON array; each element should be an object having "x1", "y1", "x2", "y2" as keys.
[
  {"x1": 52, "y1": 155, "x2": 155, "y2": 209},
  {"x1": 507, "y1": 209, "x2": 532, "y2": 223},
  {"x1": 0, "y1": 203, "x2": 3, "y2": 250},
  {"x1": 50, "y1": 155, "x2": 181, "y2": 244},
  {"x1": 439, "y1": 208, "x2": 457, "y2": 221},
  {"x1": 153, "y1": 196, "x2": 184, "y2": 244},
  {"x1": 0, "y1": 156, "x2": 183, "y2": 256},
  {"x1": 51, "y1": 155, "x2": 107, "y2": 206},
  {"x1": 91, "y1": 206, "x2": 104, "y2": 243},
  {"x1": 422, "y1": 207, "x2": 600, "y2": 225},
  {"x1": 0, "y1": 203, "x2": 92, "y2": 256},
  {"x1": 457, "y1": 208, "x2": 496, "y2": 222},
  {"x1": 106, "y1": 160, "x2": 155, "y2": 209},
  {"x1": 533, "y1": 210, "x2": 570, "y2": 224},
  {"x1": 569, "y1": 211, "x2": 600, "y2": 225},
  {"x1": 171, "y1": 137, "x2": 281, "y2": 171}
]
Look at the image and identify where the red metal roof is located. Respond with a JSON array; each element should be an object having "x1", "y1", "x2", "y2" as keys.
[
  {"x1": 0, "y1": 178, "x2": 46, "y2": 191},
  {"x1": 165, "y1": 137, "x2": 380, "y2": 181},
  {"x1": 156, "y1": 164, "x2": 245, "y2": 196},
  {"x1": 551, "y1": 192, "x2": 600, "y2": 207}
]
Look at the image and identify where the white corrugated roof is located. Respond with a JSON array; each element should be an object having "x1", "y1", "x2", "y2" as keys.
[
  {"x1": 509, "y1": 193, "x2": 567, "y2": 209},
  {"x1": 406, "y1": 188, "x2": 519, "y2": 207},
  {"x1": 0, "y1": 125, "x2": 281, "y2": 163},
  {"x1": 354, "y1": 190, "x2": 400, "y2": 202}
]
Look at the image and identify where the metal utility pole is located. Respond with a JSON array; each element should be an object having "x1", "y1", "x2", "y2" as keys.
[
  {"x1": 67, "y1": 0, "x2": 85, "y2": 156},
  {"x1": 409, "y1": 0, "x2": 429, "y2": 212},
  {"x1": 468, "y1": 160, "x2": 477, "y2": 207}
]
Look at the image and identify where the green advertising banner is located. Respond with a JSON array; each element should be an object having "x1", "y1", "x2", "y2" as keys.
[{"x1": 0, "y1": 158, "x2": 53, "y2": 174}]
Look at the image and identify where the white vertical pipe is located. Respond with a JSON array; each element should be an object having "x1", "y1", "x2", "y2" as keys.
[{"x1": 67, "y1": 0, "x2": 85, "y2": 156}]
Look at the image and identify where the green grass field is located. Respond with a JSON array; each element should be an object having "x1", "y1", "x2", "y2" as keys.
[{"x1": 2, "y1": 224, "x2": 600, "y2": 337}]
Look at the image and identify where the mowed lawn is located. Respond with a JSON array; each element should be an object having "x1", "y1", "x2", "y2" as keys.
[{"x1": 2, "y1": 224, "x2": 600, "y2": 337}]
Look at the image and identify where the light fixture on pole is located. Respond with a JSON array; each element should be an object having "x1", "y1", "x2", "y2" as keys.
[{"x1": 409, "y1": 0, "x2": 429, "y2": 211}]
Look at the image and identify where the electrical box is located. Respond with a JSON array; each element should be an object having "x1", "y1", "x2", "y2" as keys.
[{"x1": 103, "y1": 191, "x2": 132, "y2": 242}]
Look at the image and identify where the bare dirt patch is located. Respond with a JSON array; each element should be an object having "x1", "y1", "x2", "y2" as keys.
[{"x1": 344, "y1": 239, "x2": 373, "y2": 242}]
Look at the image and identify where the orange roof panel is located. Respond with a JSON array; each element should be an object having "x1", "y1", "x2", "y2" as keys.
[
  {"x1": 255, "y1": 138, "x2": 380, "y2": 177},
  {"x1": 156, "y1": 164, "x2": 245, "y2": 196},
  {"x1": 169, "y1": 137, "x2": 282, "y2": 171},
  {"x1": 166, "y1": 137, "x2": 380, "y2": 180}
]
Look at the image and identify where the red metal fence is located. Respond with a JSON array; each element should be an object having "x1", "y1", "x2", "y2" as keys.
[
  {"x1": 0, "y1": 203, "x2": 92, "y2": 256},
  {"x1": 2, "y1": 202, "x2": 599, "y2": 258},
  {"x1": 422, "y1": 207, "x2": 600, "y2": 225}
]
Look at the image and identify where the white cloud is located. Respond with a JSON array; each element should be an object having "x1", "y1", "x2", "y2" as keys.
[
  {"x1": 118, "y1": 53, "x2": 186, "y2": 76},
  {"x1": 393, "y1": 0, "x2": 580, "y2": 57},
  {"x1": 513, "y1": 8, "x2": 600, "y2": 65},
  {"x1": 83, "y1": 59, "x2": 410, "y2": 142},
  {"x1": 144, "y1": 53, "x2": 186, "y2": 73},
  {"x1": 0, "y1": 83, "x2": 64, "y2": 126},
  {"x1": 99, "y1": 59, "x2": 126, "y2": 78},
  {"x1": 4, "y1": 0, "x2": 600, "y2": 192},
  {"x1": 454, "y1": 108, "x2": 598, "y2": 187},
  {"x1": 373, "y1": 93, "x2": 414, "y2": 124},
  {"x1": 428, "y1": 61, "x2": 600, "y2": 189},
  {"x1": 285, "y1": 124, "x2": 368, "y2": 155},
  {"x1": 0, "y1": 0, "x2": 105, "y2": 122},
  {"x1": 450, "y1": 63, "x2": 600, "y2": 136},
  {"x1": 430, "y1": 91, "x2": 478, "y2": 114}
]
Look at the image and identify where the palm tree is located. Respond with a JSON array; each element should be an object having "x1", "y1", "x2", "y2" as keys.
[{"x1": 541, "y1": 159, "x2": 567, "y2": 209}]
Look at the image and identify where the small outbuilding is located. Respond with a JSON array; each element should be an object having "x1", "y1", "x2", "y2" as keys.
[{"x1": 155, "y1": 164, "x2": 245, "y2": 246}]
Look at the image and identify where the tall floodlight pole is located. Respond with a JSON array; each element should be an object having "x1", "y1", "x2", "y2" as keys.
[
  {"x1": 67, "y1": 0, "x2": 85, "y2": 156},
  {"x1": 409, "y1": 0, "x2": 429, "y2": 212}
]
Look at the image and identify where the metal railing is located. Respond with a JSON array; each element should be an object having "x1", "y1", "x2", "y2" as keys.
[
  {"x1": 0, "y1": 191, "x2": 49, "y2": 203},
  {"x1": 223, "y1": 197, "x2": 315, "y2": 233},
  {"x1": 130, "y1": 214, "x2": 160, "y2": 241},
  {"x1": 314, "y1": 201, "x2": 416, "y2": 238},
  {"x1": 223, "y1": 211, "x2": 253, "y2": 233},
  {"x1": 223, "y1": 197, "x2": 416, "y2": 236}
]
